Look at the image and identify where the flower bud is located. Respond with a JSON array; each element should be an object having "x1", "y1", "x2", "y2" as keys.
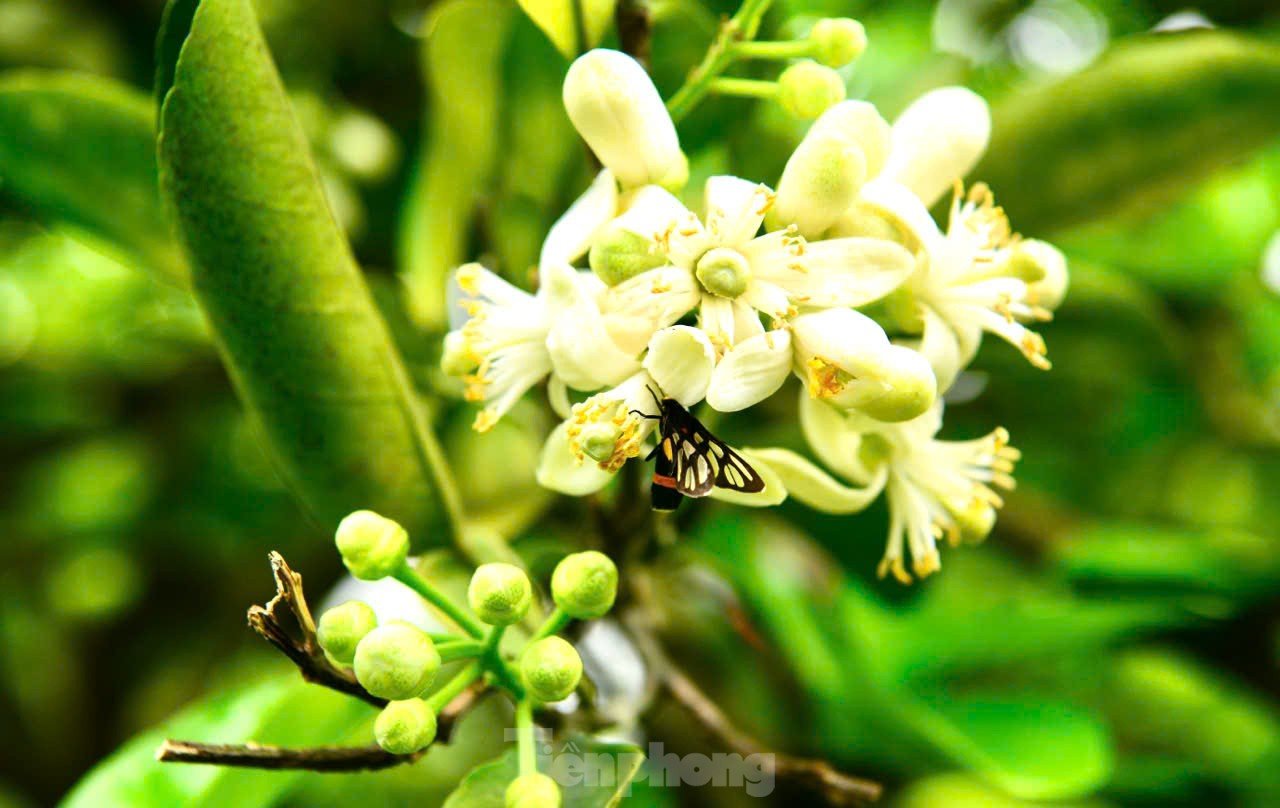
[
  {"x1": 589, "y1": 224, "x2": 667, "y2": 287},
  {"x1": 354, "y1": 621, "x2": 441, "y2": 700},
  {"x1": 506, "y1": 772, "x2": 562, "y2": 808},
  {"x1": 521, "y1": 636, "x2": 584, "y2": 702},
  {"x1": 374, "y1": 698, "x2": 437, "y2": 754},
  {"x1": 468, "y1": 563, "x2": 533, "y2": 626},
  {"x1": 769, "y1": 101, "x2": 890, "y2": 238},
  {"x1": 335, "y1": 510, "x2": 409, "y2": 581},
  {"x1": 695, "y1": 247, "x2": 752, "y2": 299},
  {"x1": 777, "y1": 60, "x2": 846, "y2": 120},
  {"x1": 317, "y1": 600, "x2": 377, "y2": 666},
  {"x1": 563, "y1": 50, "x2": 685, "y2": 190},
  {"x1": 810, "y1": 18, "x2": 867, "y2": 68},
  {"x1": 551, "y1": 551, "x2": 618, "y2": 619}
]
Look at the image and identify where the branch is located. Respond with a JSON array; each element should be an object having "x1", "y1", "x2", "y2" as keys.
[
  {"x1": 157, "y1": 682, "x2": 485, "y2": 772},
  {"x1": 246, "y1": 551, "x2": 384, "y2": 708},
  {"x1": 625, "y1": 607, "x2": 881, "y2": 805},
  {"x1": 616, "y1": 0, "x2": 652, "y2": 65}
]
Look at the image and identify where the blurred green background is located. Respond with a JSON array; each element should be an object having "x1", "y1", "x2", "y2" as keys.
[{"x1": 2, "y1": 0, "x2": 1280, "y2": 805}]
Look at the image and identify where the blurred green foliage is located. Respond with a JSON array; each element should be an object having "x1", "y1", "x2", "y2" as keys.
[{"x1": 0, "y1": 0, "x2": 1278, "y2": 806}]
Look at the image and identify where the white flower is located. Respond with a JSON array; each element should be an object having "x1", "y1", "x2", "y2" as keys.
[
  {"x1": 750, "y1": 391, "x2": 1019, "y2": 583},
  {"x1": 444, "y1": 262, "x2": 640, "y2": 432},
  {"x1": 595, "y1": 176, "x2": 917, "y2": 412},
  {"x1": 878, "y1": 86, "x2": 991, "y2": 209},
  {"x1": 562, "y1": 49, "x2": 687, "y2": 191}
]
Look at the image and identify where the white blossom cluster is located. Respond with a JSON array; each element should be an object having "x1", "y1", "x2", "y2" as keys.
[{"x1": 441, "y1": 48, "x2": 1068, "y2": 583}]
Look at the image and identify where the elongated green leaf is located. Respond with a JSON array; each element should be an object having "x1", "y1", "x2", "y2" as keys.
[
  {"x1": 61, "y1": 677, "x2": 372, "y2": 808},
  {"x1": 978, "y1": 31, "x2": 1280, "y2": 233},
  {"x1": 0, "y1": 71, "x2": 186, "y2": 286},
  {"x1": 443, "y1": 737, "x2": 644, "y2": 807},
  {"x1": 156, "y1": 0, "x2": 447, "y2": 539},
  {"x1": 399, "y1": 0, "x2": 514, "y2": 329},
  {"x1": 903, "y1": 697, "x2": 1113, "y2": 800}
]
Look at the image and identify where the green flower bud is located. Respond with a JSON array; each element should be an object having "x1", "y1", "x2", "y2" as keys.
[
  {"x1": 695, "y1": 247, "x2": 752, "y2": 299},
  {"x1": 316, "y1": 600, "x2": 377, "y2": 666},
  {"x1": 521, "y1": 636, "x2": 583, "y2": 702},
  {"x1": 468, "y1": 563, "x2": 533, "y2": 626},
  {"x1": 810, "y1": 18, "x2": 867, "y2": 68},
  {"x1": 506, "y1": 772, "x2": 562, "y2": 808},
  {"x1": 589, "y1": 225, "x2": 666, "y2": 287},
  {"x1": 777, "y1": 60, "x2": 846, "y2": 120},
  {"x1": 374, "y1": 698, "x2": 437, "y2": 754},
  {"x1": 335, "y1": 510, "x2": 409, "y2": 581},
  {"x1": 550, "y1": 551, "x2": 617, "y2": 619},
  {"x1": 353, "y1": 621, "x2": 441, "y2": 700}
]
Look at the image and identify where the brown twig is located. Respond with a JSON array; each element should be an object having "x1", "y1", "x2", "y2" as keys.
[
  {"x1": 625, "y1": 604, "x2": 882, "y2": 805},
  {"x1": 616, "y1": 0, "x2": 653, "y2": 65},
  {"x1": 246, "y1": 551, "x2": 384, "y2": 708},
  {"x1": 157, "y1": 681, "x2": 486, "y2": 772}
]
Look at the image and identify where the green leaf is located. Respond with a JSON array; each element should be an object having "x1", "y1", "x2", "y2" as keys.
[
  {"x1": 903, "y1": 696, "x2": 1113, "y2": 801},
  {"x1": 0, "y1": 71, "x2": 187, "y2": 286},
  {"x1": 977, "y1": 31, "x2": 1280, "y2": 233},
  {"x1": 61, "y1": 676, "x2": 372, "y2": 808},
  {"x1": 516, "y1": 0, "x2": 617, "y2": 59},
  {"x1": 443, "y1": 737, "x2": 645, "y2": 807},
  {"x1": 156, "y1": 0, "x2": 449, "y2": 540},
  {"x1": 399, "y1": 0, "x2": 514, "y2": 329}
]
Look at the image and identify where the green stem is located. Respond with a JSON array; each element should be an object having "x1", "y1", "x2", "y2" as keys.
[
  {"x1": 708, "y1": 77, "x2": 778, "y2": 99},
  {"x1": 516, "y1": 699, "x2": 537, "y2": 777},
  {"x1": 531, "y1": 607, "x2": 571, "y2": 642},
  {"x1": 666, "y1": 0, "x2": 777, "y2": 122},
  {"x1": 436, "y1": 640, "x2": 484, "y2": 662},
  {"x1": 406, "y1": 398, "x2": 469, "y2": 549},
  {"x1": 394, "y1": 562, "x2": 486, "y2": 639},
  {"x1": 730, "y1": 39, "x2": 813, "y2": 60},
  {"x1": 426, "y1": 660, "x2": 483, "y2": 712}
]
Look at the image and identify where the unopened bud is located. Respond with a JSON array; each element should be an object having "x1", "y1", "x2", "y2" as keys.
[
  {"x1": 506, "y1": 772, "x2": 562, "y2": 808},
  {"x1": 374, "y1": 698, "x2": 437, "y2": 754},
  {"x1": 521, "y1": 636, "x2": 584, "y2": 702},
  {"x1": 468, "y1": 563, "x2": 533, "y2": 626},
  {"x1": 317, "y1": 600, "x2": 377, "y2": 666},
  {"x1": 336, "y1": 510, "x2": 409, "y2": 581},
  {"x1": 550, "y1": 551, "x2": 618, "y2": 619},
  {"x1": 810, "y1": 18, "x2": 867, "y2": 68},
  {"x1": 563, "y1": 50, "x2": 685, "y2": 189},
  {"x1": 777, "y1": 60, "x2": 846, "y2": 120},
  {"x1": 354, "y1": 621, "x2": 441, "y2": 700}
]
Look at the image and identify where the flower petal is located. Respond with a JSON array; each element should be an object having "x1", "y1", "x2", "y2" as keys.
[
  {"x1": 706, "y1": 330, "x2": 792, "y2": 412},
  {"x1": 598, "y1": 266, "x2": 700, "y2": 355},
  {"x1": 797, "y1": 392, "x2": 871, "y2": 484},
  {"x1": 916, "y1": 307, "x2": 965, "y2": 393},
  {"x1": 703, "y1": 175, "x2": 770, "y2": 246},
  {"x1": 742, "y1": 447, "x2": 887, "y2": 514},
  {"x1": 539, "y1": 169, "x2": 618, "y2": 269},
  {"x1": 708, "y1": 448, "x2": 788, "y2": 507},
  {"x1": 880, "y1": 86, "x2": 991, "y2": 208},
  {"x1": 643, "y1": 325, "x2": 715, "y2": 407},
  {"x1": 750, "y1": 235, "x2": 915, "y2": 308},
  {"x1": 562, "y1": 50, "x2": 685, "y2": 189},
  {"x1": 536, "y1": 421, "x2": 615, "y2": 495},
  {"x1": 543, "y1": 262, "x2": 642, "y2": 390}
]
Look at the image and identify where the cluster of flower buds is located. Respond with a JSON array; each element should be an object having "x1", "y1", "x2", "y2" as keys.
[
  {"x1": 319, "y1": 511, "x2": 618, "y2": 805},
  {"x1": 441, "y1": 20, "x2": 1068, "y2": 583}
]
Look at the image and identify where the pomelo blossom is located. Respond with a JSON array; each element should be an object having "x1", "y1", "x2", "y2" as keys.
[
  {"x1": 829, "y1": 87, "x2": 1070, "y2": 390},
  {"x1": 748, "y1": 391, "x2": 1019, "y2": 583}
]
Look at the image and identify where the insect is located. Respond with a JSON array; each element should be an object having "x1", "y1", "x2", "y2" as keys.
[{"x1": 631, "y1": 387, "x2": 765, "y2": 511}]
